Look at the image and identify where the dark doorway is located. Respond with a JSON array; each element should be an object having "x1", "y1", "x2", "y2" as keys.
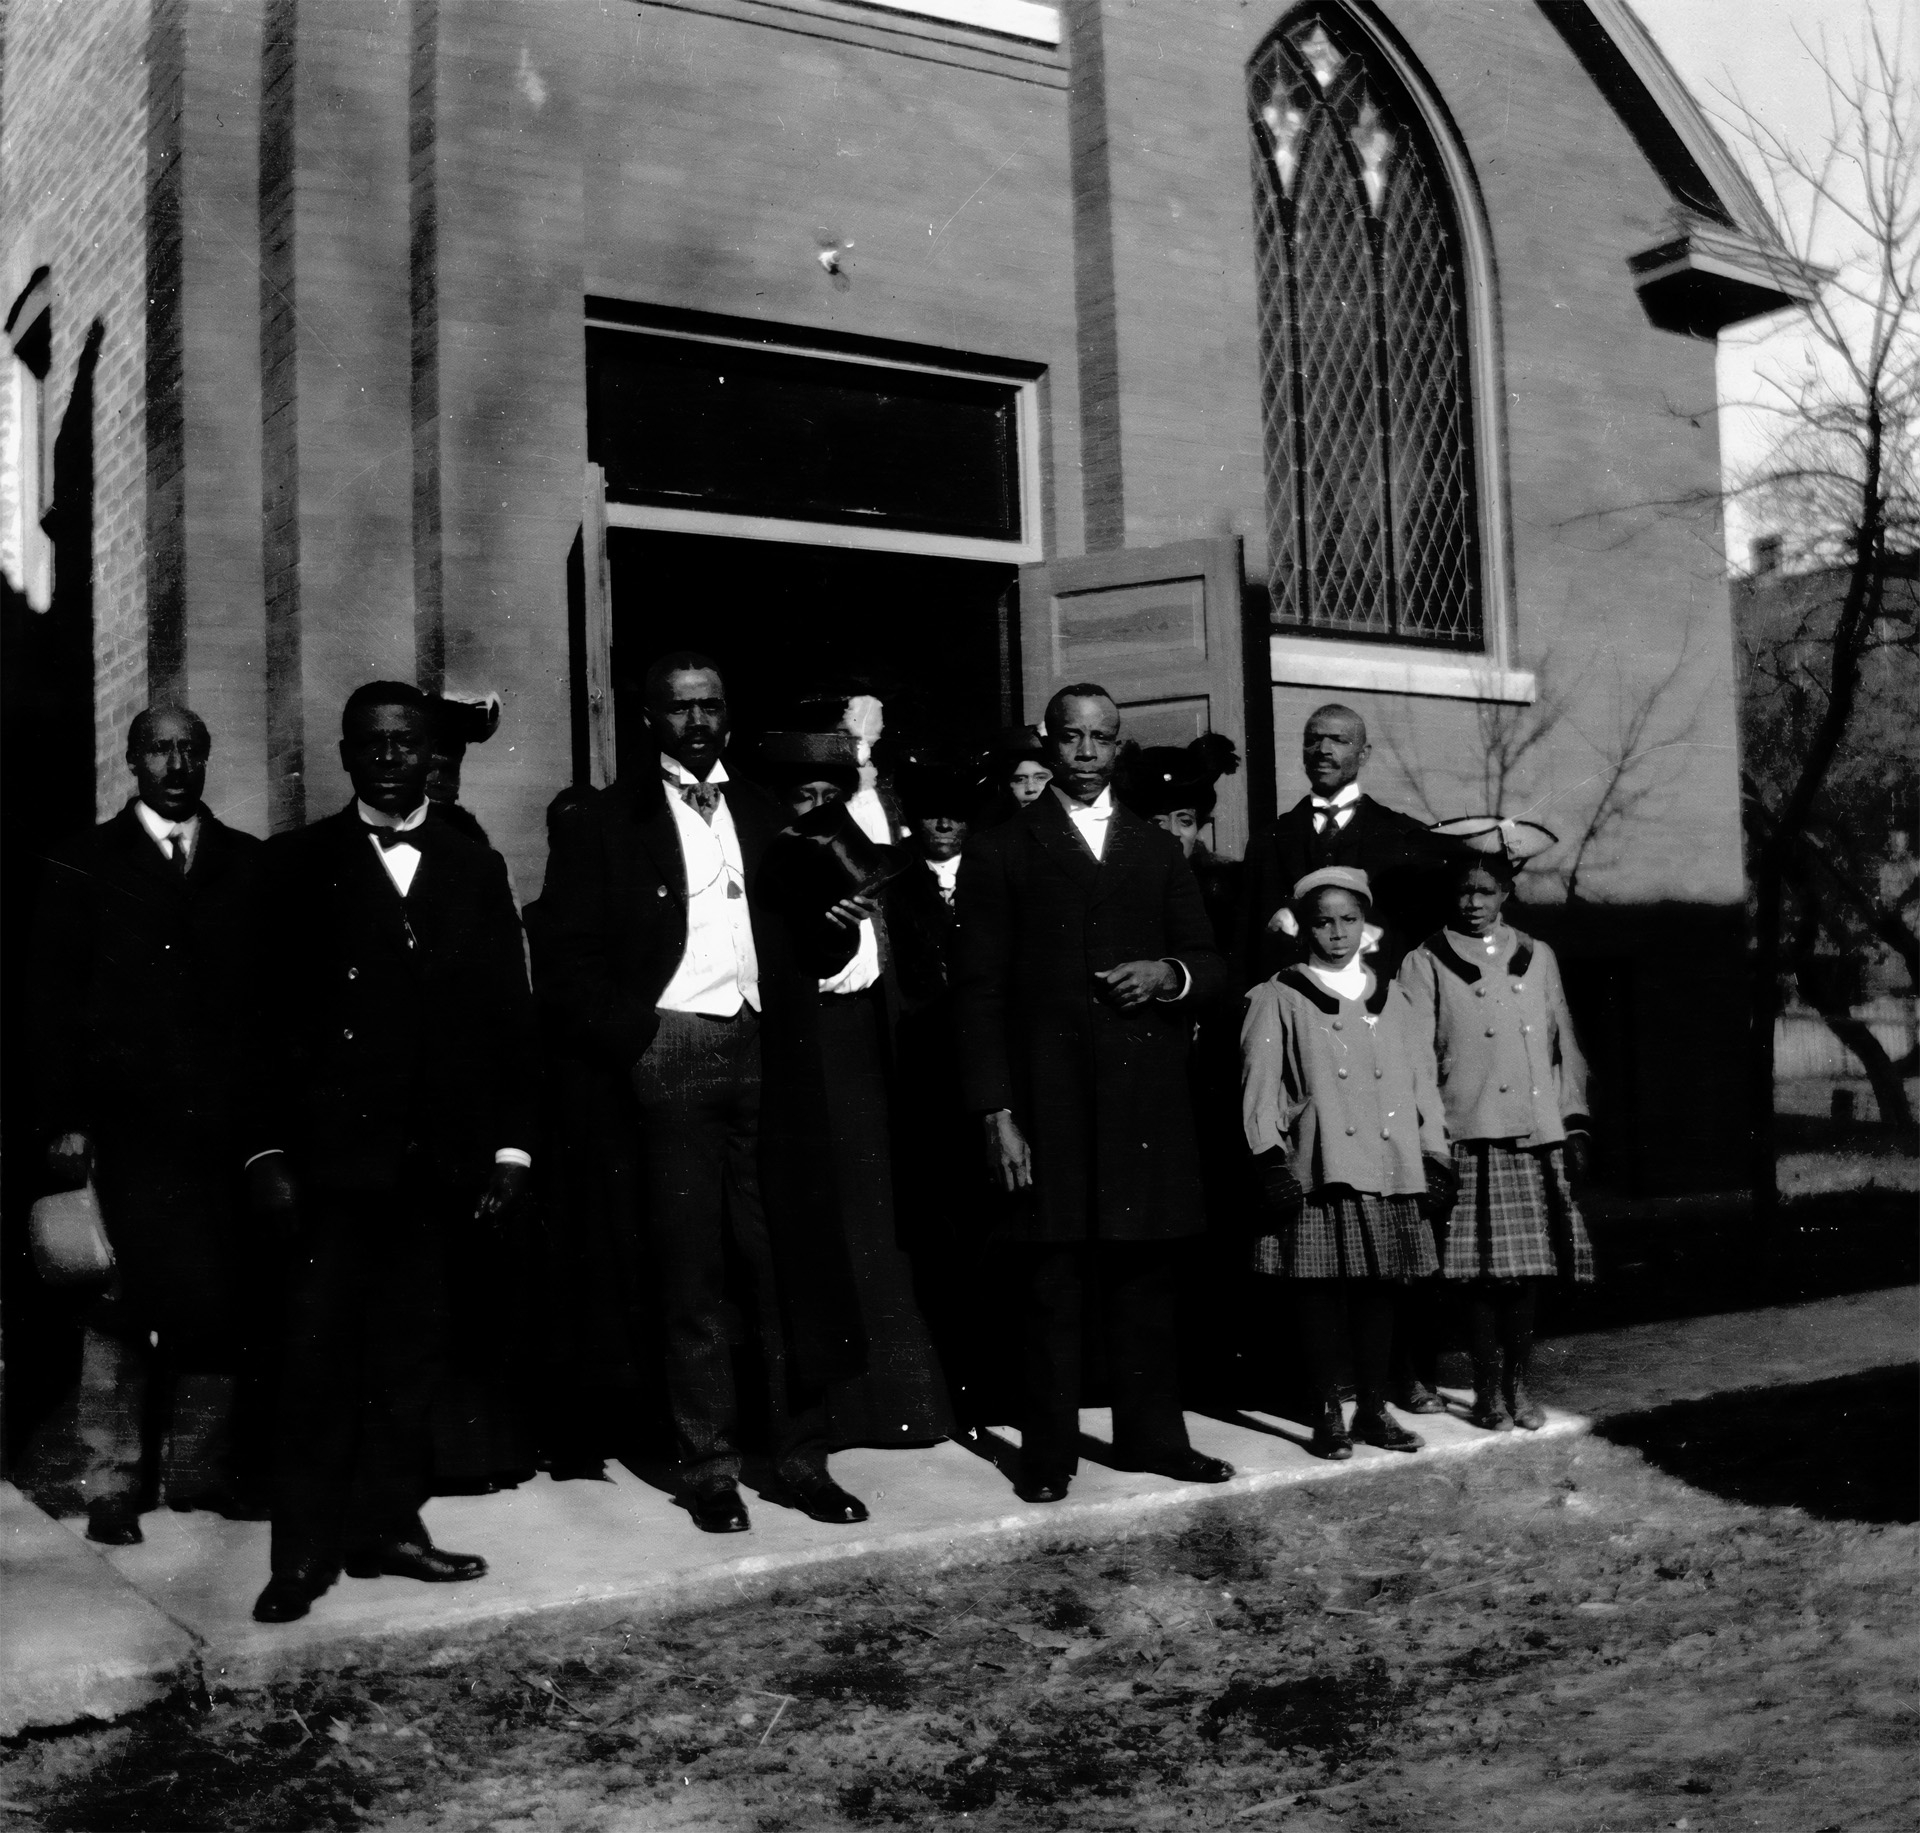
[{"x1": 606, "y1": 529, "x2": 1017, "y2": 770}]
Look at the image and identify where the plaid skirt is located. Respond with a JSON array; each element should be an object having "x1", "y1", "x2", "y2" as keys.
[
  {"x1": 1441, "y1": 1140, "x2": 1595, "y2": 1283},
  {"x1": 1251, "y1": 1188, "x2": 1438, "y2": 1282}
]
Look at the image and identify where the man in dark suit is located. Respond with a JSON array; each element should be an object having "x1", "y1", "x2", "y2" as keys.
[
  {"x1": 244, "y1": 682, "x2": 534, "y2": 1623},
  {"x1": 31, "y1": 706, "x2": 264, "y2": 1545},
  {"x1": 1240, "y1": 703, "x2": 1452, "y2": 985},
  {"x1": 953, "y1": 683, "x2": 1235, "y2": 1503},
  {"x1": 535, "y1": 653, "x2": 869, "y2": 1534}
]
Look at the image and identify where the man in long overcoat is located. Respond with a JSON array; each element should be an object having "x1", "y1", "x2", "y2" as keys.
[
  {"x1": 244, "y1": 681, "x2": 534, "y2": 1622},
  {"x1": 534, "y1": 653, "x2": 870, "y2": 1534},
  {"x1": 31, "y1": 705, "x2": 264, "y2": 1544},
  {"x1": 953, "y1": 684, "x2": 1235, "y2": 1502}
]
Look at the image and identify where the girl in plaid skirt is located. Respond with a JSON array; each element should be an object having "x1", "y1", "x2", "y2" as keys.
[
  {"x1": 1241, "y1": 867, "x2": 1455, "y2": 1460},
  {"x1": 1397, "y1": 825, "x2": 1596, "y2": 1432}
]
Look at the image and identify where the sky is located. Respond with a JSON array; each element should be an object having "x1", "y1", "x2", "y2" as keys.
[{"x1": 1630, "y1": 0, "x2": 1893, "y2": 570}]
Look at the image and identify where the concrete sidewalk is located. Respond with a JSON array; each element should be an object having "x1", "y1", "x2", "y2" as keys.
[{"x1": 4, "y1": 1284, "x2": 1913, "y2": 1738}]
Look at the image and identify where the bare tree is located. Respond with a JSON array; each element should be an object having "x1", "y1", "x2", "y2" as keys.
[{"x1": 1717, "y1": 17, "x2": 1919, "y2": 1199}]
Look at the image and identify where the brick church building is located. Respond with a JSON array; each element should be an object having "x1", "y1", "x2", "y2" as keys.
[{"x1": 2, "y1": 0, "x2": 1813, "y2": 1202}]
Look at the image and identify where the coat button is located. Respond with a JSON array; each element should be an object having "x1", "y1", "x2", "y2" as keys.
[
  {"x1": 1475, "y1": 986, "x2": 1486, "y2": 998},
  {"x1": 657, "y1": 886, "x2": 668, "y2": 898},
  {"x1": 347, "y1": 966, "x2": 359, "y2": 980},
  {"x1": 1512, "y1": 981, "x2": 1525, "y2": 991},
  {"x1": 1485, "y1": 1026, "x2": 1496, "y2": 1037},
  {"x1": 342, "y1": 1028, "x2": 354, "y2": 1042},
  {"x1": 1337, "y1": 1068, "x2": 1349, "y2": 1079},
  {"x1": 1331, "y1": 1020, "x2": 1343, "y2": 1031},
  {"x1": 1344, "y1": 1124, "x2": 1356, "y2": 1136},
  {"x1": 1374, "y1": 1067, "x2": 1384, "y2": 1079},
  {"x1": 1499, "y1": 1083, "x2": 1510, "y2": 1093},
  {"x1": 1522, "y1": 1023, "x2": 1532, "y2": 1034},
  {"x1": 1381, "y1": 1127, "x2": 1391, "y2": 1139}
]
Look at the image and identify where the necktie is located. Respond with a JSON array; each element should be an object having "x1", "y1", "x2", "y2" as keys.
[
  {"x1": 678, "y1": 780, "x2": 720, "y2": 822},
  {"x1": 370, "y1": 827, "x2": 417, "y2": 851},
  {"x1": 167, "y1": 828, "x2": 191, "y2": 876},
  {"x1": 1311, "y1": 798, "x2": 1348, "y2": 838}
]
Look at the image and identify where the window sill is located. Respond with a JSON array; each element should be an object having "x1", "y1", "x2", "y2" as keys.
[{"x1": 1269, "y1": 636, "x2": 1536, "y2": 705}]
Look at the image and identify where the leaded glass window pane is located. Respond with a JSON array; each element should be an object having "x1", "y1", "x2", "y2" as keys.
[{"x1": 1251, "y1": 7, "x2": 1481, "y2": 648}]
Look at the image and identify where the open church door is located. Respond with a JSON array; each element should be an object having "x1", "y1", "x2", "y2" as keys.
[{"x1": 1018, "y1": 537, "x2": 1256, "y2": 860}]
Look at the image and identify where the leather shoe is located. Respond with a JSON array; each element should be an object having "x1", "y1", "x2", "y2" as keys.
[
  {"x1": 252, "y1": 1562, "x2": 337, "y2": 1623},
  {"x1": 1113, "y1": 1447, "x2": 1235, "y2": 1484},
  {"x1": 1310, "y1": 1402, "x2": 1353, "y2": 1462},
  {"x1": 1352, "y1": 1409, "x2": 1424, "y2": 1453},
  {"x1": 86, "y1": 1501, "x2": 143, "y2": 1546},
  {"x1": 1014, "y1": 1471, "x2": 1071, "y2": 1504},
  {"x1": 771, "y1": 1474, "x2": 868, "y2": 1525},
  {"x1": 1393, "y1": 1379, "x2": 1447, "y2": 1416},
  {"x1": 685, "y1": 1482, "x2": 751, "y2": 1534},
  {"x1": 1506, "y1": 1380, "x2": 1547, "y2": 1432},
  {"x1": 343, "y1": 1537, "x2": 487, "y2": 1582}
]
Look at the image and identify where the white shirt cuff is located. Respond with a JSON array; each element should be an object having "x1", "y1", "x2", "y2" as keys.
[
  {"x1": 244, "y1": 1149, "x2": 284, "y2": 1169},
  {"x1": 1155, "y1": 959, "x2": 1193, "y2": 1002},
  {"x1": 495, "y1": 1148, "x2": 532, "y2": 1169}
]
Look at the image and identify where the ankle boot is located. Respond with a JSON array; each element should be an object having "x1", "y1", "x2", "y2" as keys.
[
  {"x1": 1351, "y1": 1395, "x2": 1423, "y2": 1453},
  {"x1": 1468, "y1": 1352, "x2": 1513, "y2": 1431},
  {"x1": 1504, "y1": 1356, "x2": 1546, "y2": 1431},
  {"x1": 1309, "y1": 1397, "x2": 1353, "y2": 1461}
]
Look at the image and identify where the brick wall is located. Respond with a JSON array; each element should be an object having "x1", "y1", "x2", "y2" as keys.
[{"x1": 0, "y1": 0, "x2": 154, "y2": 816}]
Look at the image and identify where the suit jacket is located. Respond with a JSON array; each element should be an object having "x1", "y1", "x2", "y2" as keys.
[
  {"x1": 885, "y1": 857, "x2": 960, "y2": 1013},
  {"x1": 246, "y1": 805, "x2": 535, "y2": 1192},
  {"x1": 952, "y1": 791, "x2": 1230, "y2": 1243},
  {"x1": 1240, "y1": 792, "x2": 1452, "y2": 985},
  {"x1": 533, "y1": 770, "x2": 864, "y2": 1385},
  {"x1": 32, "y1": 801, "x2": 263, "y2": 1145}
]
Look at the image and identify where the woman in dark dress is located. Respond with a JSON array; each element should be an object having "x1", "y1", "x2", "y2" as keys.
[{"x1": 757, "y1": 728, "x2": 956, "y2": 1450}]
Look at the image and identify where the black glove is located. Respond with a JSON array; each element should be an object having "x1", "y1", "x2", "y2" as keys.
[
  {"x1": 1254, "y1": 1150, "x2": 1305, "y2": 1218},
  {"x1": 1422, "y1": 1152, "x2": 1458, "y2": 1221},
  {"x1": 1561, "y1": 1131, "x2": 1591, "y2": 1185}
]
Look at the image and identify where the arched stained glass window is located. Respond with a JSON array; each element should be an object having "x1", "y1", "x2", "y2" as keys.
[{"x1": 1251, "y1": 9, "x2": 1479, "y2": 647}]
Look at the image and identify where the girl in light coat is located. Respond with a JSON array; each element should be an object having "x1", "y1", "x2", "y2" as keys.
[
  {"x1": 1241, "y1": 866, "x2": 1453, "y2": 1460},
  {"x1": 1396, "y1": 822, "x2": 1595, "y2": 1431}
]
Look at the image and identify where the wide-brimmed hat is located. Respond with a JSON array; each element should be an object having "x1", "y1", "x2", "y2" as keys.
[
  {"x1": 756, "y1": 729, "x2": 862, "y2": 793},
  {"x1": 427, "y1": 692, "x2": 500, "y2": 752},
  {"x1": 1431, "y1": 814, "x2": 1558, "y2": 864},
  {"x1": 1127, "y1": 733, "x2": 1241, "y2": 820},
  {"x1": 1291, "y1": 864, "x2": 1373, "y2": 907}
]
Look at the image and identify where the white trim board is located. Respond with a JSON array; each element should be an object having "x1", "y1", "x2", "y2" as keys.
[
  {"x1": 1270, "y1": 636, "x2": 1536, "y2": 705},
  {"x1": 849, "y1": 0, "x2": 1060, "y2": 44},
  {"x1": 605, "y1": 501, "x2": 1041, "y2": 565}
]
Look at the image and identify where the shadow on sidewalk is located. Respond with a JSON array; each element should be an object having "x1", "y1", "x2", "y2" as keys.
[{"x1": 1597, "y1": 1363, "x2": 1919, "y2": 1525}]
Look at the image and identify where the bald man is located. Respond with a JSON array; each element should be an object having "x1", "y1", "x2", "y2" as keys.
[{"x1": 1239, "y1": 703, "x2": 1453, "y2": 986}]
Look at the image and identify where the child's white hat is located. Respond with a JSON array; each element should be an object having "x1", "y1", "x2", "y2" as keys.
[{"x1": 1291, "y1": 864, "x2": 1372, "y2": 906}]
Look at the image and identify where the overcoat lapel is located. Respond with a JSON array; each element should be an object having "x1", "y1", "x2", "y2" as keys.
[
  {"x1": 110, "y1": 803, "x2": 187, "y2": 896},
  {"x1": 1030, "y1": 790, "x2": 1101, "y2": 890},
  {"x1": 628, "y1": 774, "x2": 691, "y2": 902},
  {"x1": 1090, "y1": 801, "x2": 1152, "y2": 907}
]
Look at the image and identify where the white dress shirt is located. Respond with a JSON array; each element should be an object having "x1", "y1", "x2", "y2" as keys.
[
  {"x1": 357, "y1": 798, "x2": 430, "y2": 897},
  {"x1": 928, "y1": 855, "x2": 961, "y2": 905},
  {"x1": 1309, "y1": 779, "x2": 1362, "y2": 833},
  {"x1": 656, "y1": 756, "x2": 760, "y2": 1016},
  {"x1": 135, "y1": 799, "x2": 200, "y2": 869},
  {"x1": 1058, "y1": 785, "x2": 1116, "y2": 859}
]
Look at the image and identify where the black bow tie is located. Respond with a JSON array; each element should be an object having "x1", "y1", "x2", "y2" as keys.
[{"x1": 366, "y1": 826, "x2": 420, "y2": 851}]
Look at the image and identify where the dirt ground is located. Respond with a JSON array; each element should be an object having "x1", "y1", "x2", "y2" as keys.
[{"x1": 2, "y1": 1367, "x2": 1914, "y2": 1833}]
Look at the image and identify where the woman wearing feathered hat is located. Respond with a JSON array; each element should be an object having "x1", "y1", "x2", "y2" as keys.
[
  {"x1": 1394, "y1": 817, "x2": 1595, "y2": 1433},
  {"x1": 756, "y1": 701, "x2": 957, "y2": 1456},
  {"x1": 1122, "y1": 733, "x2": 1242, "y2": 947}
]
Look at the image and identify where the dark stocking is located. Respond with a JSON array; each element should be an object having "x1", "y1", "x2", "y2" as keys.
[
  {"x1": 1498, "y1": 1280, "x2": 1545, "y2": 1428},
  {"x1": 1290, "y1": 1281, "x2": 1346, "y2": 1404},
  {"x1": 1347, "y1": 1285, "x2": 1397, "y2": 1414},
  {"x1": 1464, "y1": 1285, "x2": 1510, "y2": 1428}
]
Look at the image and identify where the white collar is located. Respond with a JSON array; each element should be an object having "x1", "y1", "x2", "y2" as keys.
[
  {"x1": 1306, "y1": 954, "x2": 1371, "y2": 1001},
  {"x1": 356, "y1": 798, "x2": 429, "y2": 834},
  {"x1": 135, "y1": 800, "x2": 199, "y2": 843},
  {"x1": 1309, "y1": 782, "x2": 1362, "y2": 812},
  {"x1": 1056, "y1": 786, "x2": 1113, "y2": 820},
  {"x1": 661, "y1": 753, "x2": 729, "y2": 789},
  {"x1": 928, "y1": 854, "x2": 962, "y2": 886}
]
